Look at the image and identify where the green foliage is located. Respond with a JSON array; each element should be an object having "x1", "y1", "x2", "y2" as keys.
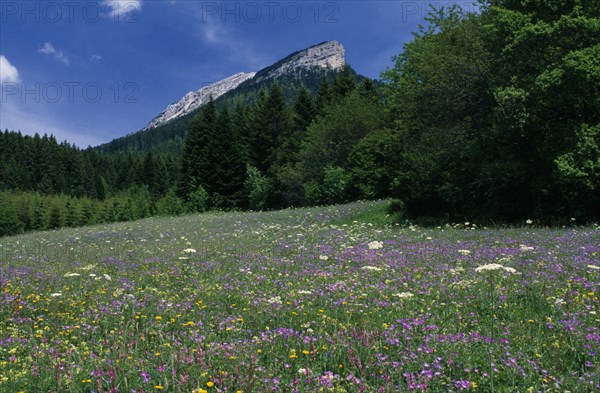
[
  {"x1": 348, "y1": 129, "x2": 401, "y2": 200},
  {"x1": 554, "y1": 123, "x2": 600, "y2": 216},
  {"x1": 156, "y1": 188, "x2": 186, "y2": 216},
  {"x1": 244, "y1": 165, "x2": 270, "y2": 210},
  {"x1": 0, "y1": 189, "x2": 160, "y2": 237},
  {"x1": 322, "y1": 165, "x2": 350, "y2": 205},
  {"x1": 0, "y1": 195, "x2": 24, "y2": 236},
  {"x1": 300, "y1": 89, "x2": 386, "y2": 187},
  {"x1": 380, "y1": 1, "x2": 600, "y2": 221},
  {"x1": 248, "y1": 83, "x2": 292, "y2": 172},
  {"x1": 186, "y1": 186, "x2": 210, "y2": 213}
]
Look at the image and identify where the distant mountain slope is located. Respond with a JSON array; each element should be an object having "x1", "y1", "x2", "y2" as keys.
[
  {"x1": 97, "y1": 41, "x2": 353, "y2": 154},
  {"x1": 144, "y1": 72, "x2": 256, "y2": 130}
]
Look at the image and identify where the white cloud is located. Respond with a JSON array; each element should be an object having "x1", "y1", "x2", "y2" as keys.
[
  {"x1": 90, "y1": 54, "x2": 103, "y2": 62},
  {"x1": 194, "y1": 12, "x2": 266, "y2": 69},
  {"x1": 38, "y1": 42, "x2": 70, "y2": 65},
  {"x1": 0, "y1": 55, "x2": 20, "y2": 83},
  {"x1": 102, "y1": 0, "x2": 143, "y2": 17}
]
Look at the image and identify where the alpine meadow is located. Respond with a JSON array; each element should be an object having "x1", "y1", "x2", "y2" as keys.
[{"x1": 1, "y1": 1, "x2": 599, "y2": 392}]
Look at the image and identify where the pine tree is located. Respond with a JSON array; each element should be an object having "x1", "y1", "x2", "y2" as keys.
[
  {"x1": 248, "y1": 83, "x2": 291, "y2": 173},
  {"x1": 315, "y1": 79, "x2": 333, "y2": 116},
  {"x1": 293, "y1": 85, "x2": 316, "y2": 132},
  {"x1": 215, "y1": 104, "x2": 246, "y2": 207},
  {"x1": 179, "y1": 97, "x2": 218, "y2": 200},
  {"x1": 332, "y1": 65, "x2": 356, "y2": 100}
]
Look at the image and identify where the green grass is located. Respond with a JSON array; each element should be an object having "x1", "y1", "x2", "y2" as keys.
[{"x1": 1, "y1": 201, "x2": 599, "y2": 392}]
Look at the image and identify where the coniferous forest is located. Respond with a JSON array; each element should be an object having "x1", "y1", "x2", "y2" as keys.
[{"x1": 1, "y1": 0, "x2": 599, "y2": 236}]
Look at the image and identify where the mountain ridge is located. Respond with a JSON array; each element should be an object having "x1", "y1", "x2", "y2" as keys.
[
  {"x1": 143, "y1": 40, "x2": 345, "y2": 130},
  {"x1": 144, "y1": 72, "x2": 256, "y2": 130},
  {"x1": 97, "y1": 40, "x2": 351, "y2": 154}
]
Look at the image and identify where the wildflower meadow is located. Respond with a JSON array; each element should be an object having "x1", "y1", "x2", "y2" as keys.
[{"x1": 1, "y1": 201, "x2": 599, "y2": 392}]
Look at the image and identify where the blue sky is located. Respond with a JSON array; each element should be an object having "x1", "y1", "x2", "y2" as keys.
[{"x1": 0, "y1": 1, "x2": 476, "y2": 147}]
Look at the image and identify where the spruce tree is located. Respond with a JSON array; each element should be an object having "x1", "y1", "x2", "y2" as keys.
[
  {"x1": 293, "y1": 85, "x2": 316, "y2": 133},
  {"x1": 179, "y1": 97, "x2": 218, "y2": 200},
  {"x1": 332, "y1": 65, "x2": 356, "y2": 100}
]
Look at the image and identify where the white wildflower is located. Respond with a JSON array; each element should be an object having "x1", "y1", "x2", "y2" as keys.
[
  {"x1": 526, "y1": 219, "x2": 533, "y2": 225},
  {"x1": 319, "y1": 255, "x2": 329, "y2": 261},
  {"x1": 587, "y1": 264, "x2": 600, "y2": 270},
  {"x1": 79, "y1": 264, "x2": 96, "y2": 271},
  {"x1": 182, "y1": 248, "x2": 196, "y2": 253},
  {"x1": 475, "y1": 263, "x2": 518, "y2": 274},
  {"x1": 297, "y1": 290, "x2": 313, "y2": 295},
  {"x1": 449, "y1": 267, "x2": 465, "y2": 275},
  {"x1": 64, "y1": 272, "x2": 81, "y2": 277},
  {"x1": 519, "y1": 245, "x2": 534, "y2": 251},
  {"x1": 89, "y1": 273, "x2": 97, "y2": 278},
  {"x1": 393, "y1": 292, "x2": 414, "y2": 299},
  {"x1": 497, "y1": 256, "x2": 513, "y2": 264},
  {"x1": 368, "y1": 241, "x2": 383, "y2": 250},
  {"x1": 452, "y1": 279, "x2": 477, "y2": 289},
  {"x1": 267, "y1": 296, "x2": 282, "y2": 304},
  {"x1": 103, "y1": 274, "x2": 111, "y2": 281},
  {"x1": 458, "y1": 249, "x2": 471, "y2": 255},
  {"x1": 361, "y1": 266, "x2": 382, "y2": 271},
  {"x1": 50, "y1": 292, "x2": 62, "y2": 297}
]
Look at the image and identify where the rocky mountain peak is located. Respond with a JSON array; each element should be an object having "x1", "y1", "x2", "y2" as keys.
[
  {"x1": 143, "y1": 41, "x2": 345, "y2": 130},
  {"x1": 256, "y1": 40, "x2": 345, "y2": 81},
  {"x1": 144, "y1": 71, "x2": 256, "y2": 130}
]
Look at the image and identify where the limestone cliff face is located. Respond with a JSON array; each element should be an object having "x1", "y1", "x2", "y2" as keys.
[
  {"x1": 258, "y1": 40, "x2": 345, "y2": 80},
  {"x1": 144, "y1": 41, "x2": 345, "y2": 130},
  {"x1": 144, "y1": 72, "x2": 255, "y2": 130}
]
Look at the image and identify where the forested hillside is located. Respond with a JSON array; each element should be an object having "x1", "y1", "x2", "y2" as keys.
[
  {"x1": 1, "y1": 0, "x2": 598, "y2": 236},
  {"x1": 96, "y1": 65, "x2": 351, "y2": 154}
]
